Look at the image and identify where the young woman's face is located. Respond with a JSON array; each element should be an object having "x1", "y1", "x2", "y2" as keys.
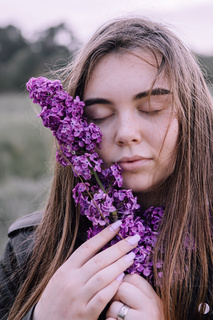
[{"x1": 83, "y1": 51, "x2": 179, "y2": 194}]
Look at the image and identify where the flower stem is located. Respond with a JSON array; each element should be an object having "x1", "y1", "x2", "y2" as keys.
[
  {"x1": 92, "y1": 168, "x2": 118, "y2": 221},
  {"x1": 111, "y1": 211, "x2": 119, "y2": 222},
  {"x1": 91, "y1": 169, "x2": 106, "y2": 193}
]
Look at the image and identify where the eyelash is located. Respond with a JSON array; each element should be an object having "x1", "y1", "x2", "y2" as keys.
[
  {"x1": 91, "y1": 118, "x2": 106, "y2": 124},
  {"x1": 88, "y1": 115, "x2": 112, "y2": 124},
  {"x1": 139, "y1": 109, "x2": 161, "y2": 116},
  {"x1": 87, "y1": 109, "x2": 162, "y2": 124}
]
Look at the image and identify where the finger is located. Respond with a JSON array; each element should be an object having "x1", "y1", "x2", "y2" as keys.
[
  {"x1": 84, "y1": 252, "x2": 135, "y2": 300},
  {"x1": 114, "y1": 281, "x2": 150, "y2": 309},
  {"x1": 69, "y1": 220, "x2": 123, "y2": 268},
  {"x1": 87, "y1": 276, "x2": 124, "y2": 317},
  {"x1": 81, "y1": 234, "x2": 140, "y2": 280},
  {"x1": 123, "y1": 275, "x2": 164, "y2": 315},
  {"x1": 114, "y1": 279, "x2": 164, "y2": 315},
  {"x1": 124, "y1": 273, "x2": 157, "y2": 298},
  {"x1": 106, "y1": 301, "x2": 132, "y2": 320}
]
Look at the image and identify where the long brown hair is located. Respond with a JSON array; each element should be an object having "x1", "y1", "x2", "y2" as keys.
[{"x1": 9, "y1": 17, "x2": 213, "y2": 320}]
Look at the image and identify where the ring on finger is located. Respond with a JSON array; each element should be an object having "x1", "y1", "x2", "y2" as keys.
[{"x1": 117, "y1": 304, "x2": 130, "y2": 320}]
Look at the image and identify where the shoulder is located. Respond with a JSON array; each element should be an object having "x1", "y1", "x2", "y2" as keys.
[
  {"x1": 0, "y1": 213, "x2": 43, "y2": 316},
  {"x1": 8, "y1": 211, "x2": 43, "y2": 237},
  {"x1": 3, "y1": 211, "x2": 43, "y2": 268}
]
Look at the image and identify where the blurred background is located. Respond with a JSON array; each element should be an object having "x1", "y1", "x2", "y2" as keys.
[{"x1": 0, "y1": 0, "x2": 213, "y2": 254}]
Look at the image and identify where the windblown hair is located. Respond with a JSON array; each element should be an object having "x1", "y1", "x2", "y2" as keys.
[{"x1": 9, "y1": 17, "x2": 213, "y2": 320}]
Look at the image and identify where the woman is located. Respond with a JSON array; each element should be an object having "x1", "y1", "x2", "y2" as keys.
[{"x1": 0, "y1": 17, "x2": 212, "y2": 320}]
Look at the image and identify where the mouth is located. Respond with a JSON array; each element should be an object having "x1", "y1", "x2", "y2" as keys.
[{"x1": 117, "y1": 156, "x2": 151, "y2": 172}]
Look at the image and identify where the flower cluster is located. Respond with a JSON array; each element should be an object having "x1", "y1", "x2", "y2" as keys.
[
  {"x1": 27, "y1": 76, "x2": 164, "y2": 282},
  {"x1": 26, "y1": 77, "x2": 102, "y2": 172}
]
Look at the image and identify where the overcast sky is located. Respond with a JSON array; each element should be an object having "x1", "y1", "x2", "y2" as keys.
[{"x1": 1, "y1": 0, "x2": 213, "y2": 55}]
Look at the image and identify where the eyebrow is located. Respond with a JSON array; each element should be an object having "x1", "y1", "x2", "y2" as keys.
[
  {"x1": 134, "y1": 88, "x2": 171, "y2": 100},
  {"x1": 84, "y1": 88, "x2": 171, "y2": 107},
  {"x1": 84, "y1": 98, "x2": 111, "y2": 107}
]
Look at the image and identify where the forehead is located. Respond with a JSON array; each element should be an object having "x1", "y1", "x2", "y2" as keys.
[
  {"x1": 92, "y1": 49, "x2": 161, "y2": 74},
  {"x1": 84, "y1": 49, "x2": 169, "y2": 96}
]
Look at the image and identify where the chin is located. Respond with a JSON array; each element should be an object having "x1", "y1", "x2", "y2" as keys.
[
  {"x1": 122, "y1": 176, "x2": 163, "y2": 195},
  {"x1": 122, "y1": 180, "x2": 150, "y2": 193}
]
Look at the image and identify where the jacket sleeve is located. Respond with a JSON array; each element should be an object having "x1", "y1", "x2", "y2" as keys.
[
  {"x1": 0, "y1": 212, "x2": 42, "y2": 320},
  {"x1": 0, "y1": 240, "x2": 18, "y2": 320}
]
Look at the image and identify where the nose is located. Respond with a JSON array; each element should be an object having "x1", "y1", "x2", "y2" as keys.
[{"x1": 115, "y1": 114, "x2": 142, "y2": 146}]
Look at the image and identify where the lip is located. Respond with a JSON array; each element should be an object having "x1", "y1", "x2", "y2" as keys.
[{"x1": 117, "y1": 156, "x2": 152, "y2": 171}]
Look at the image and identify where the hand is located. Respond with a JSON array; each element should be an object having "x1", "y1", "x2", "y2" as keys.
[
  {"x1": 106, "y1": 273, "x2": 164, "y2": 320},
  {"x1": 33, "y1": 221, "x2": 140, "y2": 320}
]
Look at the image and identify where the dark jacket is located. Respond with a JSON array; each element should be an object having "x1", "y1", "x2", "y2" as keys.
[
  {"x1": 0, "y1": 211, "x2": 96, "y2": 320},
  {"x1": 0, "y1": 212, "x2": 42, "y2": 320}
]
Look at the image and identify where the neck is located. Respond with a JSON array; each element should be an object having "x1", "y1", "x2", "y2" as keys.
[{"x1": 134, "y1": 187, "x2": 164, "y2": 212}]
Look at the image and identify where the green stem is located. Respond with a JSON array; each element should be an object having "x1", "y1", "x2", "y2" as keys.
[
  {"x1": 92, "y1": 169, "x2": 106, "y2": 193},
  {"x1": 111, "y1": 211, "x2": 119, "y2": 222},
  {"x1": 91, "y1": 167, "x2": 118, "y2": 221}
]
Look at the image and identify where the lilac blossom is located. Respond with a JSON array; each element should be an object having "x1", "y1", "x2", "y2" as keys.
[{"x1": 26, "y1": 76, "x2": 102, "y2": 167}]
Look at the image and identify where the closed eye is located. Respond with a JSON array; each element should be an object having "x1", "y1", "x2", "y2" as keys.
[
  {"x1": 83, "y1": 102, "x2": 114, "y2": 124},
  {"x1": 87, "y1": 114, "x2": 114, "y2": 124},
  {"x1": 139, "y1": 109, "x2": 161, "y2": 116}
]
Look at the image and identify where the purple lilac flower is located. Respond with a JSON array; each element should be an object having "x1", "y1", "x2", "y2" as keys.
[
  {"x1": 26, "y1": 76, "x2": 102, "y2": 167},
  {"x1": 97, "y1": 165, "x2": 123, "y2": 190}
]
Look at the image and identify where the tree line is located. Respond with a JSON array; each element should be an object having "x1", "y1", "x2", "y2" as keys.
[
  {"x1": 0, "y1": 23, "x2": 213, "y2": 92},
  {"x1": 0, "y1": 23, "x2": 81, "y2": 92}
]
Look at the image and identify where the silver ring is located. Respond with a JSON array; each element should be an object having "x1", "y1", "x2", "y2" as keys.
[{"x1": 117, "y1": 304, "x2": 130, "y2": 320}]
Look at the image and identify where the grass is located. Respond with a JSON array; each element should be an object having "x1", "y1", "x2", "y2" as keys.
[{"x1": 0, "y1": 92, "x2": 53, "y2": 255}]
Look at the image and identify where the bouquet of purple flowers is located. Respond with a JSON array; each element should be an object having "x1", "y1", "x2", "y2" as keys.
[{"x1": 26, "y1": 76, "x2": 164, "y2": 281}]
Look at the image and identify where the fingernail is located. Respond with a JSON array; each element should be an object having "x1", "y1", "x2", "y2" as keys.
[
  {"x1": 125, "y1": 251, "x2": 135, "y2": 262},
  {"x1": 127, "y1": 234, "x2": 140, "y2": 245},
  {"x1": 116, "y1": 272, "x2": 125, "y2": 282},
  {"x1": 109, "y1": 220, "x2": 122, "y2": 231}
]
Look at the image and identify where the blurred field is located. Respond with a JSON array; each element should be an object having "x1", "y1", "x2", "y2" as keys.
[{"x1": 0, "y1": 92, "x2": 53, "y2": 255}]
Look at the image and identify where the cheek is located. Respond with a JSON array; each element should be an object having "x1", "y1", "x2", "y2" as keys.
[
  {"x1": 95, "y1": 134, "x2": 112, "y2": 164},
  {"x1": 167, "y1": 118, "x2": 179, "y2": 148},
  {"x1": 159, "y1": 118, "x2": 179, "y2": 162}
]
